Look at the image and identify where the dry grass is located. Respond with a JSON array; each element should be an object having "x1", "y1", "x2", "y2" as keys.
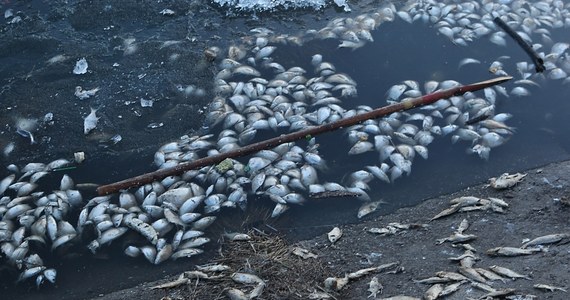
[{"x1": 154, "y1": 230, "x2": 329, "y2": 300}]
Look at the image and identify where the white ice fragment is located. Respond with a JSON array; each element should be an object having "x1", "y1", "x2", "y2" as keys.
[
  {"x1": 75, "y1": 86, "x2": 100, "y2": 100},
  {"x1": 333, "y1": 0, "x2": 351, "y2": 11},
  {"x1": 160, "y1": 9, "x2": 175, "y2": 16},
  {"x1": 44, "y1": 113, "x2": 54, "y2": 123},
  {"x1": 147, "y1": 122, "x2": 163, "y2": 129},
  {"x1": 212, "y1": 0, "x2": 327, "y2": 12},
  {"x1": 140, "y1": 98, "x2": 154, "y2": 107},
  {"x1": 73, "y1": 58, "x2": 88, "y2": 75}
]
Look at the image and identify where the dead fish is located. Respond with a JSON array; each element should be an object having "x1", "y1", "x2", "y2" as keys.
[
  {"x1": 470, "y1": 281, "x2": 495, "y2": 294},
  {"x1": 307, "y1": 290, "x2": 331, "y2": 299},
  {"x1": 347, "y1": 263, "x2": 398, "y2": 280},
  {"x1": 124, "y1": 217, "x2": 158, "y2": 245},
  {"x1": 431, "y1": 204, "x2": 460, "y2": 221},
  {"x1": 0, "y1": 174, "x2": 16, "y2": 195},
  {"x1": 474, "y1": 268, "x2": 506, "y2": 283},
  {"x1": 458, "y1": 58, "x2": 481, "y2": 69},
  {"x1": 255, "y1": 46, "x2": 276, "y2": 60},
  {"x1": 489, "y1": 265, "x2": 531, "y2": 280},
  {"x1": 368, "y1": 277, "x2": 383, "y2": 298},
  {"x1": 324, "y1": 276, "x2": 349, "y2": 291},
  {"x1": 488, "y1": 197, "x2": 509, "y2": 208},
  {"x1": 456, "y1": 219, "x2": 469, "y2": 234},
  {"x1": 377, "y1": 296, "x2": 419, "y2": 300},
  {"x1": 481, "y1": 289, "x2": 518, "y2": 299},
  {"x1": 171, "y1": 248, "x2": 203, "y2": 260},
  {"x1": 533, "y1": 284, "x2": 567, "y2": 292},
  {"x1": 486, "y1": 246, "x2": 541, "y2": 257},
  {"x1": 521, "y1": 233, "x2": 570, "y2": 248},
  {"x1": 386, "y1": 84, "x2": 407, "y2": 101},
  {"x1": 448, "y1": 250, "x2": 478, "y2": 262},
  {"x1": 195, "y1": 264, "x2": 231, "y2": 272},
  {"x1": 358, "y1": 200, "x2": 385, "y2": 218},
  {"x1": 439, "y1": 281, "x2": 466, "y2": 297},
  {"x1": 489, "y1": 173, "x2": 527, "y2": 189},
  {"x1": 511, "y1": 86, "x2": 530, "y2": 97},
  {"x1": 150, "y1": 274, "x2": 189, "y2": 290},
  {"x1": 292, "y1": 247, "x2": 318, "y2": 259},
  {"x1": 226, "y1": 288, "x2": 249, "y2": 300},
  {"x1": 349, "y1": 141, "x2": 374, "y2": 155},
  {"x1": 413, "y1": 277, "x2": 452, "y2": 284},
  {"x1": 231, "y1": 272, "x2": 263, "y2": 284},
  {"x1": 436, "y1": 233, "x2": 477, "y2": 244},
  {"x1": 424, "y1": 283, "x2": 443, "y2": 300},
  {"x1": 450, "y1": 196, "x2": 482, "y2": 207},
  {"x1": 328, "y1": 227, "x2": 342, "y2": 243},
  {"x1": 224, "y1": 232, "x2": 251, "y2": 241},
  {"x1": 459, "y1": 267, "x2": 488, "y2": 283},
  {"x1": 83, "y1": 107, "x2": 99, "y2": 135},
  {"x1": 435, "y1": 271, "x2": 468, "y2": 282},
  {"x1": 233, "y1": 65, "x2": 261, "y2": 77}
]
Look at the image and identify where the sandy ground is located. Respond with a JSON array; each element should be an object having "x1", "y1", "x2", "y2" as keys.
[{"x1": 91, "y1": 160, "x2": 570, "y2": 300}]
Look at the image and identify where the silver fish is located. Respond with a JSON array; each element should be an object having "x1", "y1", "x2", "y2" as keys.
[
  {"x1": 522, "y1": 233, "x2": 570, "y2": 248},
  {"x1": 83, "y1": 108, "x2": 99, "y2": 135},
  {"x1": 486, "y1": 246, "x2": 542, "y2": 257}
]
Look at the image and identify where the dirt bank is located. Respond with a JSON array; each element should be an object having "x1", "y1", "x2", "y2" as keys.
[{"x1": 93, "y1": 160, "x2": 570, "y2": 300}]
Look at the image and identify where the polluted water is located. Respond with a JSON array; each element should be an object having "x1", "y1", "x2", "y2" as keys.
[{"x1": 1, "y1": 0, "x2": 570, "y2": 299}]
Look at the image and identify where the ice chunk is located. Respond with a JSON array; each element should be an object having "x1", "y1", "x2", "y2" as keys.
[
  {"x1": 211, "y1": 0, "x2": 351, "y2": 12},
  {"x1": 73, "y1": 58, "x2": 88, "y2": 75}
]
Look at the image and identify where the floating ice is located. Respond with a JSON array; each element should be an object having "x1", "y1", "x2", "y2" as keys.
[
  {"x1": 211, "y1": 0, "x2": 350, "y2": 12},
  {"x1": 140, "y1": 98, "x2": 154, "y2": 107},
  {"x1": 73, "y1": 57, "x2": 88, "y2": 75}
]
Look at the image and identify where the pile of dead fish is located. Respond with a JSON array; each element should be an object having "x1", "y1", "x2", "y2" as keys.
[
  {"x1": 0, "y1": 160, "x2": 219, "y2": 287},
  {"x1": 0, "y1": 160, "x2": 84, "y2": 287},
  {"x1": 412, "y1": 218, "x2": 570, "y2": 299},
  {"x1": 3, "y1": 0, "x2": 570, "y2": 290},
  {"x1": 151, "y1": 264, "x2": 267, "y2": 300}
]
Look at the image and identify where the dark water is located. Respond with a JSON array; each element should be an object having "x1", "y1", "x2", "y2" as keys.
[{"x1": 2, "y1": 4, "x2": 570, "y2": 300}]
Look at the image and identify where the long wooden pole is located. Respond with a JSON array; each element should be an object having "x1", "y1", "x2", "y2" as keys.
[{"x1": 97, "y1": 76, "x2": 512, "y2": 195}]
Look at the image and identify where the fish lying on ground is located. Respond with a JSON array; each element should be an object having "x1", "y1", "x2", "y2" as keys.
[
  {"x1": 489, "y1": 173, "x2": 527, "y2": 189},
  {"x1": 486, "y1": 246, "x2": 542, "y2": 257}
]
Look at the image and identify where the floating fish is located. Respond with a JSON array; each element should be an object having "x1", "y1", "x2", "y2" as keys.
[{"x1": 83, "y1": 108, "x2": 99, "y2": 135}]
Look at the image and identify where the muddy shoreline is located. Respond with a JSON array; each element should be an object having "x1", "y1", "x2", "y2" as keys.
[{"x1": 85, "y1": 159, "x2": 570, "y2": 300}]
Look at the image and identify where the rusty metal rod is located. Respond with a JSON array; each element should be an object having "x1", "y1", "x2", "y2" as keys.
[{"x1": 97, "y1": 76, "x2": 512, "y2": 195}]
